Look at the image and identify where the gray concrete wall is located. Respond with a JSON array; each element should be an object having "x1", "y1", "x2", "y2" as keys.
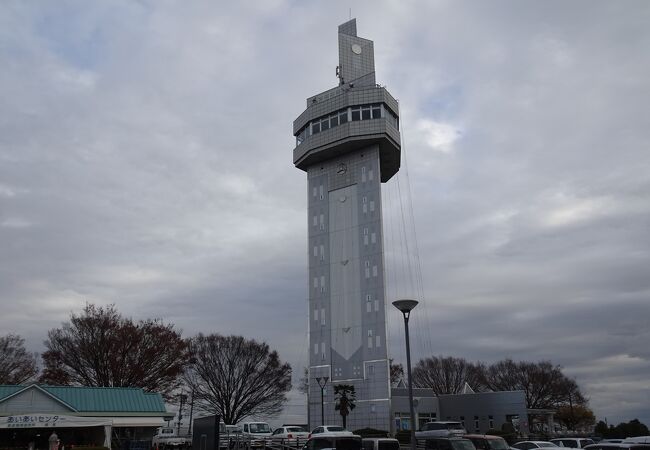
[
  {"x1": 308, "y1": 145, "x2": 391, "y2": 432},
  {"x1": 438, "y1": 391, "x2": 529, "y2": 434}
]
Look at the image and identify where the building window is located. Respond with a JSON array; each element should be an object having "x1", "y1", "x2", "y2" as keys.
[
  {"x1": 374, "y1": 300, "x2": 379, "y2": 311},
  {"x1": 488, "y1": 416, "x2": 494, "y2": 429},
  {"x1": 313, "y1": 187, "x2": 317, "y2": 197},
  {"x1": 418, "y1": 413, "x2": 436, "y2": 431},
  {"x1": 362, "y1": 106, "x2": 371, "y2": 120},
  {"x1": 372, "y1": 105, "x2": 381, "y2": 119},
  {"x1": 369, "y1": 169, "x2": 374, "y2": 181},
  {"x1": 395, "y1": 413, "x2": 412, "y2": 431},
  {"x1": 320, "y1": 245, "x2": 325, "y2": 260},
  {"x1": 314, "y1": 343, "x2": 318, "y2": 355},
  {"x1": 312, "y1": 121, "x2": 320, "y2": 134},
  {"x1": 351, "y1": 107, "x2": 361, "y2": 121},
  {"x1": 371, "y1": 232, "x2": 377, "y2": 244},
  {"x1": 474, "y1": 416, "x2": 479, "y2": 432},
  {"x1": 369, "y1": 200, "x2": 375, "y2": 212},
  {"x1": 372, "y1": 265, "x2": 378, "y2": 277},
  {"x1": 314, "y1": 309, "x2": 319, "y2": 321},
  {"x1": 375, "y1": 335, "x2": 381, "y2": 348},
  {"x1": 460, "y1": 416, "x2": 465, "y2": 428},
  {"x1": 321, "y1": 308, "x2": 325, "y2": 325}
]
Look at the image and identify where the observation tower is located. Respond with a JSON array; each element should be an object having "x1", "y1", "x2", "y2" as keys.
[{"x1": 292, "y1": 19, "x2": 401, "y2": 430}]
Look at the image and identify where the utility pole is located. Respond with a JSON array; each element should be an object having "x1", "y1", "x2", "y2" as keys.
[{"x1": 177, "y1": 393, "x2": 187, "y2": 436}]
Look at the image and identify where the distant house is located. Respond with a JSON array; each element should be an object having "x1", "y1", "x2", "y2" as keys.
[{"x1": 0, "y1": 384, "x2": 173, "y2": 448}]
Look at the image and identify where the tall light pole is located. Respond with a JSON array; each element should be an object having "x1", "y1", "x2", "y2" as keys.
[
  {"x1": 315, "y1": 376, "x2": 329, "y2": 426},
  {"x1": 393, "y1": 299, "x2": 419, "y2": 450}
]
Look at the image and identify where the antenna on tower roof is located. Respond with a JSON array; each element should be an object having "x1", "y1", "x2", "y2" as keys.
[{"x1": 349, "y1": 8, "x2": 352, "y2": 20}]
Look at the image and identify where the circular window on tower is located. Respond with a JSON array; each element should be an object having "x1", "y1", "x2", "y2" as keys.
[
  {"x1": 351, "y1": 44, "x2": 362, "y2": 55},
  {"x1": 336, "y1": 163, "x2": 347, "y2": 174}
]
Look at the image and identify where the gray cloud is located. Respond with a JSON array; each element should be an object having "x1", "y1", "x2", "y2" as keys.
[{"x1": 1, "y1": 0, "x2": 649, "y2": 426}]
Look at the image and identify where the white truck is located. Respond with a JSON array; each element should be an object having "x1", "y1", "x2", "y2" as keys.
[
  {"x1": 241, "y1": 422, "x2": 273, "y2": 449},
  {"x1": 152, "y1": 427, "x2": 192, "y2": 449}
]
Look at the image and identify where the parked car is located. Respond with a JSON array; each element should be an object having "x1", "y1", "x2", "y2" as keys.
[
  {"x1": 241, "y1": 422, "x2": 273, "y2": 449},
  {"x1": 465, "y1": 434, "x2": 510, "y2": 450},
  {"x1": 152, "y1": 427, "x2": 192, "y2": 449},
  {"x1": 624, "y1": 439, "x2": 650, "y2": 444},
  {"x1": 362, "y1": 437, "x2": 400, "y2": 450},
  {"x1": 512, "y1": 442, "x2": 559, "y2": 450},
  {"x1": 304, "y1": 434, "x2": 362, "y2": 450},
  {"x1": 309, "y1": 425, "x2": 354, "y2": 437},
  {"x1": 272, "y1": 426, "x2": 309, "y2": 441},
  {"x1": 584, "y1": 443, "x2": 650, "y2": 450},
  {"x1": 601, "y1": 441, "x2": 624, "y2": 444},
  {"x1": 416, "y1": 422, "x2": 467, "y2": 439},
  {"x1": 551, "y1": 439, "x2": 596, "y2": 449},
  {"x1": 423, "y1": 437, "x2": 477, "y2": 450}
]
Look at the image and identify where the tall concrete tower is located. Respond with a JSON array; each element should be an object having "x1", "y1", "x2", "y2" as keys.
[{"x1": 292, "y1": 19, "x2": 401, "y2": 431}]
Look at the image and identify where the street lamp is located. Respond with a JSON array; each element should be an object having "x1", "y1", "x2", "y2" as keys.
[
  {"x1": 393, "y1": 299, "x2": 419, "y2": 450},
  {"x1": 315, "y1": 376, "x2": 329, "y2": 426}
]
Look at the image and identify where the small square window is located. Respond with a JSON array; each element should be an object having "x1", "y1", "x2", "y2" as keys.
[
  {"x1": 351, "y1": 108, "x2": 361, "y2": 121},
  {"x1": 321, "y1": 118, "x2": 330, "y2": 131},
  {"x1": 339, "y1": 111, "x2": 348, "y2": 124},
  {"x1": 362, "y1": 107, "x2": 371, "y2": 120},
  {"x1": 372, "y1": 106, "x2": 381, "y2": 119},
  {"x1": 312, "y1": 122, "x2": 320, "y2": 134},
  {"x1": 330, "y1": 115, "x2": 339, "y2": 128}
]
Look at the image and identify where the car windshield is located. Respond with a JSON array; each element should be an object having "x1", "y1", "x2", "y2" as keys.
[
  {"x1": 328, "y1": 426, "x2": 345, "y2": 432},
  {"x1": 451, "y1": 441, "x2": 477, "y2": 450},
  {"x1": 489, "y1": 440, "x2": 510, "y2": 450},
  {"x1": 539, "y1": 444, "x2": 559, "y2": 448},
  {"x1": 250, "y1": 423, "x2": 271, "y2": 433},
  {"x1": 448, "y1": 423, "x2": 465, "y2": 430},
  {"x1": 288, "y1": 427, "x2": 306, "y2": 432},
  {"x1": 335, "y1": 438, "x2": 362, "y2": 450},
  {"x1": 378, "y1": 441, "x2": 400, "y2": 450}
]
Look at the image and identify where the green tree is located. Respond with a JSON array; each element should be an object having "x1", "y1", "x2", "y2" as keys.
[
  {"x1": 334, "y1": 384, "x2": 356, "y2": 429},
  {"x1": 555, "y1": 405, "x2": 596, "y2": 431}
]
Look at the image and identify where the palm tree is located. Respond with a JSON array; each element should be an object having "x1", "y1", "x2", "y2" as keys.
[{"x1": 334, "y1": 384, "x2": 356, "y2": 429}]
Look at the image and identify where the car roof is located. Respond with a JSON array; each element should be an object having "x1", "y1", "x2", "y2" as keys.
[
  {"x1": 311, "y1": 434, "x2": 361, "y2": 439},
  {"x1": 465, "y1": 435, "x2": 506, "y2": 440},
  {"x1": 362, "y1": 438, "x2": 399, "y2": 442}
]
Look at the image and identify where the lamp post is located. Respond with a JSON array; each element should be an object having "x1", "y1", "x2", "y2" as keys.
[
  {"x1": 315, "y1": 376, "x2": 329, "y2": 426},
  {"x1": 393, "y1": 299, "x2": 419, "y2": 450}
]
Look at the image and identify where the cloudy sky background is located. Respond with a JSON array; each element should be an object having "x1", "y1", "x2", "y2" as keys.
[{"x1": 1, "y1": 0, "x2": 649, "y2": 425}]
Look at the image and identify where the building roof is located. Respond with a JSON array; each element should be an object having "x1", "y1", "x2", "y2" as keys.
[{"x1": 0, "y1": 384, "x2": 167, "y2": 414}]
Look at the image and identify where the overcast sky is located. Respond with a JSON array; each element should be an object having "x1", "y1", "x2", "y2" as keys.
[{"x1": 1, "y1": 0, "x2": 649, "y2": 427}]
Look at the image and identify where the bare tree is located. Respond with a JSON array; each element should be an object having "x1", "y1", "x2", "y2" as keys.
[
  {"x1": 389, "y1": 359, "x2": 404, "y2": 385},
  {"x1": 40, "y1": 304, "x2": 190, "y2": 399},
  {"x1": 185, "y1": 333, "x2": 292, "y2": 425},
  {"x1": 412, "y1": 356, "x2": 483, "y2": 394},
  {"x1": 476, "y1": 359, "x2": 586, "y2": 410},
  {"x1": 0, "y1": 334, "x2": 38, "y2": 384}
]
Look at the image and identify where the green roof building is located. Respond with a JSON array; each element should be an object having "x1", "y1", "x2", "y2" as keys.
[{"x1": 0, "y1": 384, "x2": 173, "y2": 448}]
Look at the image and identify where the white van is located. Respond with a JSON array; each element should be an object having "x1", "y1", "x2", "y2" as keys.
[{"x1": 241, "y1": 422, "x2": 272, "y2": 449}]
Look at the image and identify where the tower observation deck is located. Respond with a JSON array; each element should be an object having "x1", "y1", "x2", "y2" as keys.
[{"x1": 292, "y1": 19, "x2": 400, "y2": 431}]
